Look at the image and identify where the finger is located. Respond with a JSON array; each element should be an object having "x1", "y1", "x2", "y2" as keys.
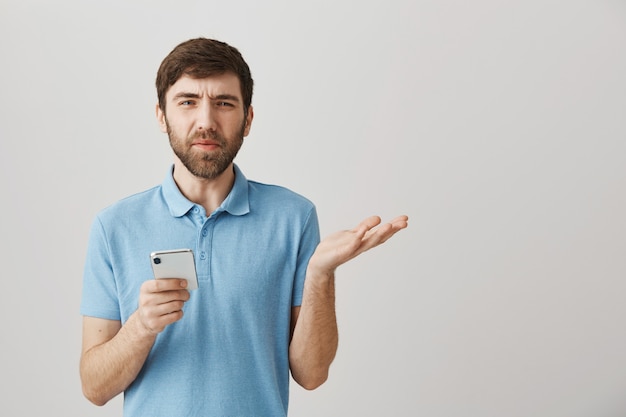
[
  {"x1": 361, "y1": 222, "x2": 394, "y2": 248},
  {"x1": 361, "y1": 216, "x2": 408, "y2": 248},
  {"x1": 362, "y1": 215, "x2": 406, "y2": 239},
  {"x1": 140, "y1": 306, "x2": 185, "y2": 333},
  {"x1": 371, "y1": 215, "x2": 408, "y2": 235},
  {"x1": 142, "y1": 298, "x2": 186, "y2": 315},
  {"x1": 389, "y1": 215, "x2": 409, "y2": 230},
  {"x1": 142, "y1": 291, "x2": 189, "y2": 313},
  {"x1": 155, "y1": 299, "x2": 187, "y2": 315},
  {"x1": 353, "y1": 215, "x2": 382, "y2": 237},
  {"x1": 143, "y1": 278, "x2": 188, "y2": 293},
  {"x1": 390, "y1": 214, "x2": 409, "y2": 224},
  {"x1": 357, "y1": 215, "x2": 407, "y2": 235}
]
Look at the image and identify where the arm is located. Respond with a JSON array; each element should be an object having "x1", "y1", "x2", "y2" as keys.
[
  {"x1": 289, "y1": 215, "x2": 409, "y2": 390},
  {"x1": 80, "y1": 278, "x2": 190, "y2": 405}
]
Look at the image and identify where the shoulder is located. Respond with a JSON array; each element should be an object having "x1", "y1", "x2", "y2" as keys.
[
  {"x1": 95, "y1": 185, "x2": 163, "y2": 224},
  {"x1": 247, "y1": 180, "x2": 315, "y2": 211}
]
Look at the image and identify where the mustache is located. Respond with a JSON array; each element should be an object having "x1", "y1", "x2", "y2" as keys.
[{"x1": 193, "y1": 129, "x2": 224, "y2": 143}]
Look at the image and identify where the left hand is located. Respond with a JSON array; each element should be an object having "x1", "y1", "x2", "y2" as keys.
[{"x1": 308, "y1": 215, "x2": 409, "y2": 277}]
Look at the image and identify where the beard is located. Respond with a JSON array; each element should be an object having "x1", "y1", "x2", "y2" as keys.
[{"x1": 167, "y1": 119, "x2": 245, "y2": 180}]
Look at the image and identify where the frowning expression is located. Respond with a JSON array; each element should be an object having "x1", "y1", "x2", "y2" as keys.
[{"x1": 157, "y1": 73, "x2": 253, "y2": 180}]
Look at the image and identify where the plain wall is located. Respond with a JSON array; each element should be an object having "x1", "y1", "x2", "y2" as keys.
[{"x1": 1, "y1": 1, "x2": 625, "y2": 416}]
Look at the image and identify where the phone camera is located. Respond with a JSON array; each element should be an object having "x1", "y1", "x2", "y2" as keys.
[{"x1": 153, "y1": 257, "x2": 161, "y2": 264}]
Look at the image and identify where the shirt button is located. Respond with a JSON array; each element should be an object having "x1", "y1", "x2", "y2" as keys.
[
  {"x1": 193, "y1": 207, "x2": 199, "y2": 213},
  {"x1": 202, "y1": 229, "x2": 208, "y2": 237},
  {"x1": 200, "y1": 252, "x2": 206, "y2": 260}
]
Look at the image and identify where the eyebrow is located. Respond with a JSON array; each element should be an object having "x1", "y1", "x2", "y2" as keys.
[
  {"x1": 213, "y1": 94, "x2": 240, "y2": 102},
  {"x1": 171, "y1": 92, "x2": 241, "y2": 102},
  {"x1": 172, "y1": 92, "x2": 201, "y2": 101}
]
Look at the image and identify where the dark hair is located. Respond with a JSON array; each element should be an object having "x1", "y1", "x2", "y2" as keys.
[{"x1": 156, "y1": 38, "x2": 253, "y2": 114}]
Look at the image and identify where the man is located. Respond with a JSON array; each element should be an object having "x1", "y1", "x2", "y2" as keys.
[{"x1": 80, "y1": 37, "x2": 408, "y2": 416}]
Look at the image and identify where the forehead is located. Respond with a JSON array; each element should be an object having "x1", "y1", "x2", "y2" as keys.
[{"x1": 166, "y1": 73, "x2": 242, "y2": 99}]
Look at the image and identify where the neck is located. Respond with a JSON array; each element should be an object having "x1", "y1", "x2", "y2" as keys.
[{"x1": 172, "y1": 159, "x2": 235, "y2": 215}]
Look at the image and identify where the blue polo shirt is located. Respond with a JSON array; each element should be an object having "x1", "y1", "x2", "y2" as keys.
[{"x1": 80, "y1": 164, "x2": 320, "y2": 417}]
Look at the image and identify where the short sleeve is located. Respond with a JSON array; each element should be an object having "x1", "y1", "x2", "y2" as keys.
[
  {"x1": 291, "y1": 205, "x2": 320, "y2": 307},
  {"x1": 79, "y1": 216, "x2": 121, "y2": 320}
]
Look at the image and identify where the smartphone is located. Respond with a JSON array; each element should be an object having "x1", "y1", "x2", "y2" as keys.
[{"x1": 150, "y1": 249, "x2": 199, "y2": 290}]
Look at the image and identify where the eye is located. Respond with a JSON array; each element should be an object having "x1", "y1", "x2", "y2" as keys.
[
  {"x1": 180, "y1": 100, "x2": 194, "y2": 106},
  {"x1": 216, "y1": 101, "x2": 234, "y2": 107}
]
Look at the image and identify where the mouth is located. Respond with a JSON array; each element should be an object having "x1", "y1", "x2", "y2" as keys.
[{"x1": 192, "y1": 140, "x2": 221, "y2": 152}]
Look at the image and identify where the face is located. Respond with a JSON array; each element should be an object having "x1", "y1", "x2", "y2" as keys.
[{"x1": 156, "y1": 73, "x2": 253, "y2": 180}]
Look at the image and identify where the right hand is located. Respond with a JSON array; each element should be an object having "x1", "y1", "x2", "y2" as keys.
[{"x1": 137, "y1": 278, "x2": 190, "y2": 335}]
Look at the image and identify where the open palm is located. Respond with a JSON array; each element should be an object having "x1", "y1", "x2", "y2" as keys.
[{"x1": 308, "y1": 215, "x2": 409, "y2": 276}]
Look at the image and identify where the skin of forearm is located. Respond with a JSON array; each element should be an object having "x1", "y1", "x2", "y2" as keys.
[
  {"x1": 290, "y1": 269, "x2": 339, "y2": 390},
  {"x1": 80, "y1": 312, "x2": 156, "y2": 406}
]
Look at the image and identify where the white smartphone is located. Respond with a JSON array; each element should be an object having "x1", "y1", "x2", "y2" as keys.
[{"x1": 150, "y1": 249, "x2": 199, "y2": 290}]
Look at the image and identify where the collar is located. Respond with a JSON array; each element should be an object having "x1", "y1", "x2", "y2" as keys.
[{"x1": 162, "y1": 164, "x2": 250, "y2": 218}]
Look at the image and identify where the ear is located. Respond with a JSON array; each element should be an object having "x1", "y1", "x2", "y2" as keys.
[
  {"x1": 156, "y1": 103, "x2": 168, "y2": 133},
  {"x1": 243, "y1": 105, "x2": 254, "y2": 137}
]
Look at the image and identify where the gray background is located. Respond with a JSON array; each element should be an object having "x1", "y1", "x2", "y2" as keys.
[{"x1": 1, "y1": 1, "x2": 625, "y2": 416}]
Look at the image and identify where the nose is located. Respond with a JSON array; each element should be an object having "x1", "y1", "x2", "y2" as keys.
[{"x1": 196, "y1": 100, "x2": 216, "y2": 132}]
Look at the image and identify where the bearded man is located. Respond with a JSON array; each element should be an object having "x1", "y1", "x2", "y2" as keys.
[{"x1": 79, "y1": 37, "x2": 408, "y2": 417}]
